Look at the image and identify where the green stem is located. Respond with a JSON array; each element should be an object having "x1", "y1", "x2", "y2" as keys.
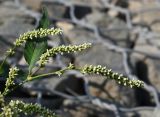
[
  {"x1": 32, "y1": 64, "x2": 79, "y2": 80},
  {"x1": 31, "y1": 68, "x2": 67, "y2": 80},
  {"x1": 2, "y1": 64, "x2": 76, "y2": 96}
]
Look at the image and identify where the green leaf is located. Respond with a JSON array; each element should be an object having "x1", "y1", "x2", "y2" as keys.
[
  {"x1": 0, "y1": 61, "x2": 10, "y2": 78},
  {"x1": 24, "y1": 40, "x2": 47, "y2": 71},
  {"x1": 38, "y1": 7, "x2": 50, "y2": 29},
  {"x1": 24, "y1": 7, "x2": 50, "y2": 72}
]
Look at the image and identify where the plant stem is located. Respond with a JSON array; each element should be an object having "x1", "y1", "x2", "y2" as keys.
[
  {"x1": 2, "y1": 64, "x2": 77, "y2": 96},
  {"x1": 31, "y1": 68, "x2": 67, "y2": 80}
]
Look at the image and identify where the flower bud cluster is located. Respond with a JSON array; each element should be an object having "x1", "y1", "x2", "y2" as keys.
[
  {"x1": 1, "y1": 100, "x2": 56, "y2": 117},
  {"x1": 0, "y1": 92, "x2": 4, "y2": 107},
  {"x1": 81, "y1": 65, "x2": 144, "y2": 88},
  {"x1": 1, "y1": 106, "x2": 13, "y2": 117},
  {"x1": 54, "y1": 63, "x2": 75, "y2": 76},
  {"x1": 4, "y1": 67, "x2": 19, "y2": 95},
  {"x1": 38, "y1": 43, "x2": 92, "y2": 67},
  {"x1": 14, "y1": 28, "x2": 63, "y2": 46},
  {"x1": 6, "y1": 48, "x2": 15, "y2": 55}
]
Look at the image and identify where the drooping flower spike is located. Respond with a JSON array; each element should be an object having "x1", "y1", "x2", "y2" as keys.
[
  {"x1": 81, "y1": 65, "x2": 144, "y2": 88},
  {"x1": 14, "y1": 28, "x2": 63, "y2": 46},
  {"x1": 3, "y1": 67, "x2": 19, "y2": 95},
  {"x1": 1, "y1": 100, "x2": 56, "y2": 117},
  {"x1": 38, "y1": 43, "x2": 92, "y2": 67}
]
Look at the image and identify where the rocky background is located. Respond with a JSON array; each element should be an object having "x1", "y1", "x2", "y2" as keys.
[{"x1": 1, "y1": 0, "x2": 160, "y2": 117}]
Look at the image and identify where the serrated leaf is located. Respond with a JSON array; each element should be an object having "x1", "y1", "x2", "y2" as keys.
[
  {"x1": 24, "y1": 40, "x2": 47, "y2": 71},
  {"x1": 24, "y1": 7, "x2": 50, "y2": 72}
]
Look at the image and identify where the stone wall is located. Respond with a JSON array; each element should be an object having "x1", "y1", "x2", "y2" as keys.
[{"x1": 0, "y1": 0, "x2": 160, "y2": 117}]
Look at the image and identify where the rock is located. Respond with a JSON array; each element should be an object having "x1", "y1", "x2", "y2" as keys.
[
  {"x1": 108, "y1": 9, "x2": 119, "y2": 17},
  {"x1": 19, "y1": 0, "x2": 42, "y2": 11},
  {"x1": 42, "y1": 1, "x2": 70, "y2": 19},
  {"x1": 129, "y1": 1, "x2": 142, "y2": 12},
  {"x1": 83, "y1": 10, "x2": 104, "y2": 25},
  {"x1": 131, "y1": 1, "x2": 160, "y2": 24},
  {"x1": 130, "y1": 37, "x2": 160, "y2": 105},
  {"x1": 62, "y1": 99, "x2": 115, "y2": 117},
  {"x1": 56, "y1": 0, "x2": 103, "y2": 8},
  {"x1": 0, "y1": 1, "x2": 34, "y2": 39},
  {"x1": 146, "y1": 59, "x2": 160, "y2": 92},
  {"x1": 151, "y1": 21, "x2": 160, "y2": 33},
  {"x1": 121, "y1": 109, "x2": 154, "y2": 117},
  {"x1": 83, "y1": 12, "x2": 129, "y2": 48},
  {"x1": 132, "y1": 36, "x2": 160, "y2": 59},
  {"x1": 0, "y1": 2, "x2": 25, "y2": 18},
  {"x1": 66, "y1": 26, "x2": 97, "y2": 45},
  {"x1": 96, "y1": 14, "x2": 129, "y2": 47},
  {"x1": 56, "y1": 21, "x2": 74, "y2": 35},
  {"x1": 131, "y1": 56, "x2": 160, "y2": 93},
  {"x1": 0, "y1": 1, "x2": 34, "y2": 57},
  {"x1": 76, "y1": 43, "x2": 125, "y2": 73},
  {"x1": 0, "y1": 17, "x2": 34, "y2": 38}
]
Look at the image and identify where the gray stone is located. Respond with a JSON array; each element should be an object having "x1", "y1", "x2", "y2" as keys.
[
  {"x1": 96, "y1": 15, "x2": 129, "y2": 47},
  {"x1": 49, "y1": 0, "x2": 103, "y2": 8},
  {"x1": 146, "y1": 59, "x2": 160, "y2": 93},
  {"x1": 131, "y1": 58, "x2": 160, "y2": 93},
  {"x1": 132, "y1": 38, "x2": 160, "y2": 58},
  {"x1": 130, "y1": 36, "x2": 160, "y2": 97},
  {"x1": 83, "y1": 10, "x2": 104, "y2": 25},
  {"x1": 131, "y1": 1, "x2": 160, "y2": 24},
  {"x1": 122, "y1": 109, "x2": 154, "y2": 117},
  {"x1": 0, "y1": 2, "x2": 34, "y2": 39},
  {"x1": 0, "y1": 17, "x2": 34, "y2": 38},
  {"x1": 0, "y1": 2, "x2": 34, "y2": 57},
  {"x1": 66, "y1": 26, "x2": 97, "y2": 45},
  {"x1": 151, "y1": 21, "x2": 160, "y2": 33},
  {"x1": 76, "y1": 43, "x2": 125, "y2": 73},
  {"x1": 42, "y1": 1, "x2": 69, "y2": 19},
  {"x1": 19, "y1": 0, "x2": 42, "y2": 11},
  {"x1": 62, "y1": 99, "x2": 115, "y2": 117}
]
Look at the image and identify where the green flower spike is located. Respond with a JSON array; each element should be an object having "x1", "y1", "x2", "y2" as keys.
[
  {"x1": 38, "y1": 43, "x2": 92, "y2": 67},
  {"x1": 1, "y1": 100, "x2": 56, "y2": 117},
  {"x1": 3, "y1": 67, "x2": 19, "y2": 95},
  {"x1": 81, "y1": 65, "x2": 144, "y2": 88},
  {"x1": 14, "y1": 28, "x2": 63, "y2": 46},
  {"x1": 6, "y1": 48, "x2": 15, "y2": 55},
  {"x1": 0, "y1": 92, "x2": 4, "y2": 107}
]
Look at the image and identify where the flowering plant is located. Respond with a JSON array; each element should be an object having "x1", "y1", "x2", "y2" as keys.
[{"x1": 0, "y1": 7, "x2": 144, "y2": 117}]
